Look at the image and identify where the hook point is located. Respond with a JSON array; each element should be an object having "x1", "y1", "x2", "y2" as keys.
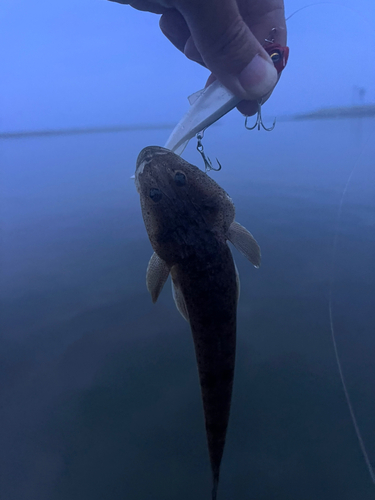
[{"x1": 245, "y1": 101, "x2": 276, "y2": 132}]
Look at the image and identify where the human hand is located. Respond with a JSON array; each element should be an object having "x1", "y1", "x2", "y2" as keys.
[{"x1": 109, "y1": 0, "x2": 287, "y2": 116}]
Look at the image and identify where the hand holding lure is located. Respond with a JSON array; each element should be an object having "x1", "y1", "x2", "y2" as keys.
[{"x1": 164, "y1": 29, "x2": 289, "y2": 164}]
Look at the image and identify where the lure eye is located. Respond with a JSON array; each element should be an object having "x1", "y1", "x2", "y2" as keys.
[
  {"x1": 174, "y1": 172, "x2": 186, "y2": 187},
  {"x1": 270, "y1": 50, "x2": 281, "y2": 63},
  {"x1": 149, "y1": 188, "x2": 162, "y2": 202},
  {"x1": 264, "y1": 44, "x2": 289, "y2": 74}
]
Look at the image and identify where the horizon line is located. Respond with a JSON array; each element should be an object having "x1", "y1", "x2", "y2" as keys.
[{"x1": 0, "y1": 123, "x2": 176, "y2": 140}]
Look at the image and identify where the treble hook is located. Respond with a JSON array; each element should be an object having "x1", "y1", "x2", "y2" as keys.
[
  {"x1": 196, "y1": 130, "x2": 222, "y2": 172},
  {"x1": 244, "y1": 100, "x2": 276, "y2": 132}
]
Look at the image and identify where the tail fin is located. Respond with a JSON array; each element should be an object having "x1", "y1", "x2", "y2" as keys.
[{"x1": 211, "y1": 473, "x2": 219, "y2": 500}]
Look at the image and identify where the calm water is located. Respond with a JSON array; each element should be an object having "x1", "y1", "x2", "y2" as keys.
[{"x1": 1, "y1": 117, "x2": 375, "y2": 500}]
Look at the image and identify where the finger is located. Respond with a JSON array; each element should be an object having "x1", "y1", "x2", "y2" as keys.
[
  {"x1": 240, "y1": 2, "x2": 287, "y2": 48},
  {"x1": 160, "y1": 11, "x2": 205, "y2": 65},
  {"x1": 236, "y1": 100, "x2": 262, "y2": 116},
  {"x1": 184, "y1": 36, "x2": 204, "y2": 64},
  {"x1": 236, "y1": 0, "x2": 287, "y2": 113},
  {"x1": 176, "y1": 0, "x2": 278, "y2": 102},
  {"x1": 159, "y1": 9, "x2": 191, "y2": 53},
  {"x1": 108, "y1": 0, "x2": 167, "y2": 14}
]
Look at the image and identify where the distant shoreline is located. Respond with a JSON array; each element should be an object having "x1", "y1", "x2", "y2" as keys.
[
  {"x1": 291, "y1": 104, "x2": 375, "y2": 121},
  {"x1": 1, "y1": 105, "x2": 375, "y2": 139},
  {"x1": 0, "y1": 123, "x2": 176, "y2": 139}
]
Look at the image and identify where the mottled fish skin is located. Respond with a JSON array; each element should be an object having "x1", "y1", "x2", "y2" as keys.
[
  {"x1": 170, "y1": 245, "x2": 237, "y2": 500},
  {"x1": 135, "y1": 146, "x2": 260, "y2": 499}
]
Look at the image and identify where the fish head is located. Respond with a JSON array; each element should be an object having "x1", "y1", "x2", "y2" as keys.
[{"x1": 135, "y1": 146, "x2": 235, "y2": 265}]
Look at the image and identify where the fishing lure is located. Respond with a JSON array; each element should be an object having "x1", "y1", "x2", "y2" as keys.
[{"x1": 197, "y1": 36, "x2": 290, "y2": 166}]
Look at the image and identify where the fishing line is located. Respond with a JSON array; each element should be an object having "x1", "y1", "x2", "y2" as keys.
[
  {"x1": 286, "y1": 1, "x2": 371, "y2": 25},
  {"x1": 287, "y1": 2, "x2": 375, "y2": 486},
  {"x1": 328, "y1": 133, "x2": 375, "y2": 485},
  {"x1": 286, "y1": 2, "x2": 337, "y2": 21}
]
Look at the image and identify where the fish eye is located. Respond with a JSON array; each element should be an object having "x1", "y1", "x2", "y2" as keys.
[
  {"x1": 270, "y1": 51, "x2": 281, "y2": 63},
  {"x1": 174, "y1": 172, "x2": 186, "y2": 187},
  {"x1": 149, "y1": 188, "x2": 162, "y2": 202}
]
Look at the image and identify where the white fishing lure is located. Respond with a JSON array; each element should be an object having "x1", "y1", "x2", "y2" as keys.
[{"x1": 164, "y1": 80, "x2": 240, "y2": 155}]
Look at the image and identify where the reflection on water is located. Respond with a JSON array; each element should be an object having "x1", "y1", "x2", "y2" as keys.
[{"x1": 1, "y1": 118, "x2": 375, "y2": 499}]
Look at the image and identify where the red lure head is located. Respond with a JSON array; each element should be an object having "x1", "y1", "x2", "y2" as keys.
[{"x1": 264, "y1": 43, "x2": 289, "y2": 74}]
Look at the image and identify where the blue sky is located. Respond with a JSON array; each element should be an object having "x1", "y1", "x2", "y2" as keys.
[{"x1": 1, "y1": 0, "x2": 374, "y2": 131}]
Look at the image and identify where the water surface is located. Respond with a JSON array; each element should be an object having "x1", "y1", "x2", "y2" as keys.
[{"x1": 1, "y1": 117, "x2": 374, "y2": 499}]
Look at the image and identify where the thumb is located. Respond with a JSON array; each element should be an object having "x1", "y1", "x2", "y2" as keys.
[{"x1": 177, "y1": 0, "x2": 278, "y2": 101}]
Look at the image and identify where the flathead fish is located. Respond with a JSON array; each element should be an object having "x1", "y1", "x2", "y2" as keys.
[{"x1": 135, "y1": 146, "x2": 261, "y2": 499}]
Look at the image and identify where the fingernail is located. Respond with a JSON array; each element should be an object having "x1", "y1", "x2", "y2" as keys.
[{"x1": 238, "y1": 54, "x2": 278, "y2": 100}]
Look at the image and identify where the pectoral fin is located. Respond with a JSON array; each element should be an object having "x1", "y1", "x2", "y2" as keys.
[
  {"x1": 146, "y1": 252, "x2": 170, "y2": 303},
  {"x1": 171, "y1": 279, "x2": 189, "y2": 322},
  {"x1": 228, "y1": 221, "x2": 261, "y2": 268}
]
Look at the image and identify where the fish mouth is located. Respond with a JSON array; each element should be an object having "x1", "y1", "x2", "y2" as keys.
[
  {"x1": 135, "y1": 146, "x2": 171, "y2": 191},
  {"x1": 136, "y1": 146, "x2": 170, "y2": 172}
]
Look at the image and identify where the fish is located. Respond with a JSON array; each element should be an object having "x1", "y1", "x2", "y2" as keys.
[{"x1": 134, "y1": 146, "x2": 261, "y2": 499}]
